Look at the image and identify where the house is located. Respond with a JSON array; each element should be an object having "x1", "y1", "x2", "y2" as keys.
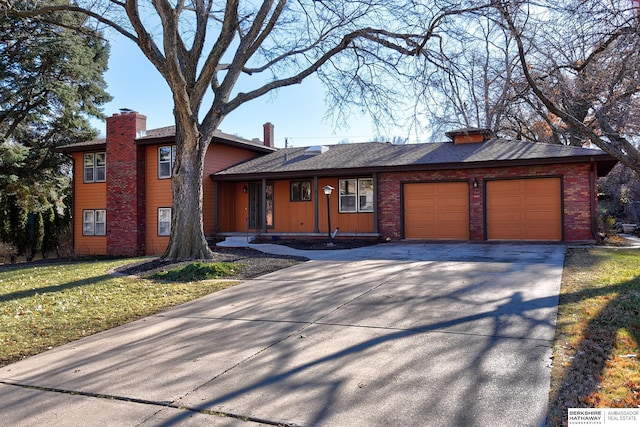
[
  {"x1": 59, "y1": 111, "x2": 276, "y2": 256},
  {"x1": 61, "y1": 111, "x2": 617, "y2": 256},
  {"x1": 213, "y1": 129, "x2": 617, "y2": 242}
]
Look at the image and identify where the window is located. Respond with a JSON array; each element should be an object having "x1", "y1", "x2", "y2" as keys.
[
  {"x1": 83, "y1": 209, "x2": 106, "y2": 236},
  {"x1": 158, "y1": 208, "x2": 171, "y2": 236},
  {"x1": 158, "y1": 145, "x2": 176, "y2": 178},
  {"x1": 290, "y1": 180, "x2": 312, "y2": 201},
  {"x1": 83, "y1": 153, "x2": 106, "y2": 183},
  {"x1": 339, "y1": 178, "x2": 374, "y2": 213},
  {"x1": 339, "y1": 179, "x2": 357, "y2": 212},
  {"x1": 358, "y1": 178, "x2": 374, "y2": 212}
]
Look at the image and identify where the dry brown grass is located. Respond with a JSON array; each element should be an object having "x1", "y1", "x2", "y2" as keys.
[
  {"x1": 0, "y1": 258, "x2": 239, "y2": 367},
  {"x1": 547, "y1": 248, "x2": 640, "y2": 426}
]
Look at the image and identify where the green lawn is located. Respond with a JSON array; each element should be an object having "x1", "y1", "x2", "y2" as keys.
[
  {"x1": 547, "y1": 248, "x2": 640, "y2": 426},
  {"x1": 0, "y1": 258, "x2": 239, "y2": 367}
]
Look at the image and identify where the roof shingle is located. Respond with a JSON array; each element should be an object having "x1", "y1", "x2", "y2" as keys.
[{"x1": 214, "y1": 139, "x2": 616, "y2": 178}]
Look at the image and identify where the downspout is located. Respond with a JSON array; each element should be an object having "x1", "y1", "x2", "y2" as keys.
[{"x1": 590, "y1": 158, "x2": 598, "y2": 241}]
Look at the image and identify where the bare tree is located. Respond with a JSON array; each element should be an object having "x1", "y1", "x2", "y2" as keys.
[
  {"x1": 491, "y1": 0, "x2": 640, "y2": 174},
  {"x1": 2, "y1": 0, "x2": 489, "y2": 260},
  {"x1": 411, "y1": 14, "x2": 519, "y2": 138},
  {"x1": 408, "y1": 0, "x2": 640, "y2": 157}
]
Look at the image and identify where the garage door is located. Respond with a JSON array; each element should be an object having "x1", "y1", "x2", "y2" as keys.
[
  {"x1": 404, "y1": 182, "x2": 469, "y2": 239},
  {"x1": 486, "y1": 178, "x2": 562, "y2": 241}
]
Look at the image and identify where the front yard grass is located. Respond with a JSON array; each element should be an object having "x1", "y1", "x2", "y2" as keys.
[
  {"x1": 0, "y1": 258, "x2": 238, "y2": 367},
  {"x1": 547, "y1": 248, "x2": 640, "y2": 426}
]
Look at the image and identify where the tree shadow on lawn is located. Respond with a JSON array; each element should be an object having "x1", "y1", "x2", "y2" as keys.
[
  {"x1": 546, "y1": 251, "x2": 640, "y2": 426},
  {"x1": 0, "y1": 275, "x2": 114, "y2": 303}
]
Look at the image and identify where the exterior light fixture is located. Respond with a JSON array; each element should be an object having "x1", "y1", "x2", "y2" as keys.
[
  {"x1": 322, "y1": 185, "x2": 335, "y2": 245},
  {"x1": 243, "y1": 185, "x2": 248, "y2": 193},
  {"x1": 473, "y1": 178, "x2": 479, "y2": 188}
]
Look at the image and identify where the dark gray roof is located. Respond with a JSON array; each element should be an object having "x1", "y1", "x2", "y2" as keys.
[
  {"x1": 135, "y1": 125, "x2": 274, "y2": 153},
  {"x1": 137, "y1": 125, "x2": 175, "y2": 139},
  {"x1": 57, "y1": 138, "x2": 106, "y2": 151},
  {"x1": 58, "y1": 126, "x2": 274, "y2": 153},
  {"x1": 213, "y1": 139, "x2": 617, "y2": 179}
]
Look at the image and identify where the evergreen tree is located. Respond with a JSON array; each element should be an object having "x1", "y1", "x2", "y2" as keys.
[{"x1": 0, "y1": 12, "x2": 111, "y2": 257}]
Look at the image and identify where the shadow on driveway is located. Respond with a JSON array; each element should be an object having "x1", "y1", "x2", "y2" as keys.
[{"x1": 0, "y1": 243, "x2": 566, "y2": 427}]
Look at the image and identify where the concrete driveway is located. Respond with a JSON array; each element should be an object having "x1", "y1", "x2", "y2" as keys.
[{"x1": 0, "y1": 242, "x2": 565, "y2": 426}]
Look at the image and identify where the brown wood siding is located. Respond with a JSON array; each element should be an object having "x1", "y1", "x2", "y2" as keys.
[
  {"x1": 203, "y1": 145, "x2": 261, "y2": 235},
  {"x1": 141, "y1": 144, "x2": 259, "y2": 253},
  {"x1": 486, "y1": 178, "x2": 562, "y2": 241},
  {"x1": 403, "y1": 182, "x2": 470, "y2": 239},
  {"x1": 144, "y1": 145, "x2": 172, "y2": 254},
  {"x1": 271, "y1": 180, "x2": 315, "y2": 232},
  {"x1": 72, "y1": 153, "x2": 107, "y2": 255},
  {"x1": 223, "y1": 177, "x2": 374, "y2": 234},
  {"x1": 318, "y1": 178, "x2": 375, "y2": 234},
  {"x1": 453, "y1": 134, "x2": 484, "y2": 144}
]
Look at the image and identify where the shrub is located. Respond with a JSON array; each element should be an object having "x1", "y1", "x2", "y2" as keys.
[
  {"x1": 152, "y1": 262, "x2": 237, "y2": 282},
  {"x1": 55, "y1": 225, "x2": 74, "y2": 259},
  {"x1": 0, "y1": 241, "x2": 17, "y2": 264},
  {"x1": 599, "y1": 214, "x2": 616, "y2": 236}
]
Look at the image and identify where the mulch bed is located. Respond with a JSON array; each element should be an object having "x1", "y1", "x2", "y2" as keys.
[
  {"x1": 114, "y1": 247, "x2": 307, "y2": 278},
  {"x1": 114, "y1": 239, "x2": 383, "y2": 278}
]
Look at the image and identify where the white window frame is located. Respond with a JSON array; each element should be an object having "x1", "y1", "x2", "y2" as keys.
[
  {"x1": 83, "y1": 152, "x2": 106, "y2": 183},
  {"x1": 83, "y1": 209, "x2": 106, "y2": 236},
  {"x1": 338, "y1": 178, "x2": 374, "y2": 213},
  {"x1": 158, "y1": 207, "x2": 172, "y2": 236},
  {"x1": 158, "y1": 145, "x2": 176, "y2": 179}
]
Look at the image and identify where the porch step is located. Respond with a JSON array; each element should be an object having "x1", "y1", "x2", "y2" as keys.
[{"x1": 216, "y1": 236, "x2": 257, "y2": 247}]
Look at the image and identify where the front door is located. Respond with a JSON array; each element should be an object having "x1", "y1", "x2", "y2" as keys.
[{"x1": 248, "y1": 182, "x2": 274, "y2": 230}]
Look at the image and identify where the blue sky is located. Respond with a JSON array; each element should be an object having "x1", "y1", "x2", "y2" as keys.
[{"x1": 91, "y1": 33, "x2": 404, "y2": 148}]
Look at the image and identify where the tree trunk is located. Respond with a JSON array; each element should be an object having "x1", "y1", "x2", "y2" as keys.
[{"x1": 163, "y1": 118, "x2": 214, "y2": 261}]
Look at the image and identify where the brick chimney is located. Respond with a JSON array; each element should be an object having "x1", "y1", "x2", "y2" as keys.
[
  {"x1": 263, "y1": 122, "x2": 275, "y2": 148},
  {"x1": 445, "y1": 128, "x2": 494, "y2": 144},
  {"x1": 105, "y1": 111, "x2": 147, "y2": 256}
]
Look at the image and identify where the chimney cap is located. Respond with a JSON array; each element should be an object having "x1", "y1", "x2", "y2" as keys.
[
  {"x1": 445, "y1": 127, "x2": 493, "y2": 141},
  {"x1": 119, "y1": 108, "x2": 136, "y2": 113}
]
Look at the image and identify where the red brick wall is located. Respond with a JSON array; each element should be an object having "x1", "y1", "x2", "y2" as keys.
[
  {"x1": 106, "y1": 112, "x2": 147, "y2": 256},
  {"x1": 377, "y1": 162, "x2": 596, "y2": 242}
]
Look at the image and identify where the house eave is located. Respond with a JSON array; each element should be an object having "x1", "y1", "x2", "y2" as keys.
[
  {"x1": 210, "y1": 154, "x2": 618, "y2": 181},
  {"x1": 56, "y1": 141, "x2": 106, "y2": 154},
  {"x1": 135, "y1": 134, "x2": 276, "y2": 154}
]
